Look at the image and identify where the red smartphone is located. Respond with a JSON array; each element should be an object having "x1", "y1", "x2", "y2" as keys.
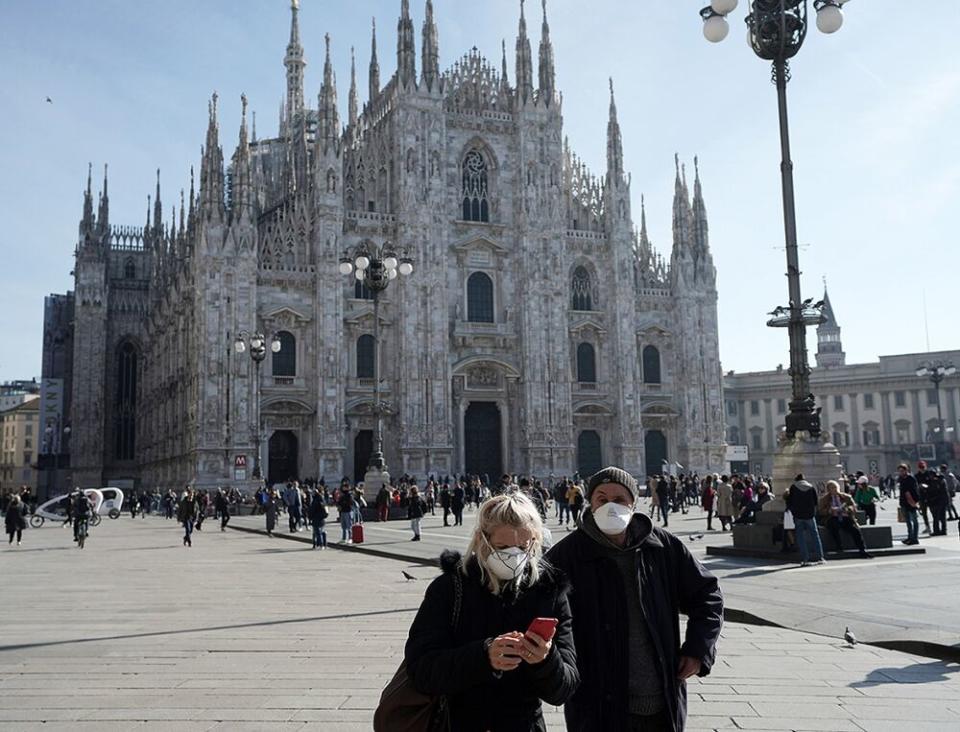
[{"x1": 526, "y1": 617, "x2": 558, "y2": 642}]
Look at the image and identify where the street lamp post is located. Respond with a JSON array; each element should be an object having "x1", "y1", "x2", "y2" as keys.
[
  {"x1": 916, "y1": 361, "x2": 956, "y2": 444},
  {"x1": 339, "y1": 243, "x2": 413, "y2": 487},
  {"x1": 700, "y1": 0, "x2": 851, "y2": 439},
  {"x1": 234, "y1": 331, "x2": 282, "y2": 481}
]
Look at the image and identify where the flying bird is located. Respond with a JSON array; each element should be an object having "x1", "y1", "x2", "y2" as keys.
[
  {"x1": 402, "y1": 571, "x2": 417, "y2": 581},
  {"x1": 844, "y1": 627, "x2": 857, "y2": 646},
  {"x1": 45, "y1": 96, "x2": 53, "y2": 104}
]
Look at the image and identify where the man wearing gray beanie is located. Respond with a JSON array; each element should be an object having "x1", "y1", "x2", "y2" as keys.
[{"x1": 548, "y1": 466, "x2": 723, "y2": 731}]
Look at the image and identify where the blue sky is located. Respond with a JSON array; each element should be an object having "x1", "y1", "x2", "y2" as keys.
[{"x1": 1, "y1": 0, "x2": 957, "y2": 383}]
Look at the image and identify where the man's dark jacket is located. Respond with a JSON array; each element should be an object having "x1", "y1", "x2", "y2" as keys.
[{"x1": 546, "y1": 520, "x2": 723, "y2": 732}]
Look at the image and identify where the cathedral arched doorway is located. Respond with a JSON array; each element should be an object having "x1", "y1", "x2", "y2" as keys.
[
  {"x1": 577, "y1": 430, "x2": 603, "y2": 478},
  {"x1": 267, "y1": 430, "x2": 298, "y2": 486},
  {"x1": 464, "y1": 402, "x2": 502, "y2": 480},
  {"x1": 644, "y1": 430, "x2": 667, "y2": 478},
  {"x1": 354, "y1": 430, "x2": 373, "y2": 484}
]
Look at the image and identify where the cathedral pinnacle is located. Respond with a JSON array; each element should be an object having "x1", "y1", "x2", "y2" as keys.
[
  {"x1": 153, "y1": 168, "x2": 162, "y2": 234},
  {"x1": 672, "y1": 154, "x2": 694, "y2": 259},
  {"x1": 515, "y1": 0, "x2": 534, "y2": 103},
  {"x1": 348, "y1": 46, "x2": 359, "y2": 129},
  {"x1": 397, "y1": 0, "x2": 417, "y2": 89},
  {"x1": 369, "y1": 17, "x2": 381, "y2": 101},
  {"x1": 81, "y1": 162, "x2": 94, "y2": 232},
  {"x1": 97, "y1": 163, "x2": 109, "y2": 231},
  {"x1": 691, "y1": 155, "x2": 710, "y2": 257},
  {"x1": 606, "y1": 78, "x2": 624, "y2": 181},
  {"x1": 284, "y1": 0, "x2": 306, "y2": 123},
  {"x1": 538, "y1": 0, "x2": 555, "y2": 104},
  {"x1": 200, "y1": 93, "x2": 225, "y2": 220},
  {"x1": 318, "y1": 33, "x2": 340, "y2": 153},
  {"x1": 421, "y1": 0, "x2": 440, "y2": 92}
]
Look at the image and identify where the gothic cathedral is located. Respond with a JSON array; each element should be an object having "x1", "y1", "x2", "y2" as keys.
[{"x1": 65, "y1": 0, "x2": 726, "y2": 491}]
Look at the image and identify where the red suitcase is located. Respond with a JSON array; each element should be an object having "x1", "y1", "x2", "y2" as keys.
[{"x1": 351, "y1": 523, "x2": 364, "y2": 544}]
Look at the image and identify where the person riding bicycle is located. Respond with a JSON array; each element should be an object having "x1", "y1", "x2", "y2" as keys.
[{"x1": 73, "y1": 490, "x2": 93, "y2": 543}]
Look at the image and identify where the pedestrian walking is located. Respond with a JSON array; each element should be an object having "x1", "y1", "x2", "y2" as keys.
[
  {"x1": 376, "y1": 484, "x2": 391, "y2": 522},
  {"x1": 566, "y1": 481, "x2": 585, "y2": 528},
  {"x1": 716, "y1": 476, "x2": 735, "y2": 531},
  {"x1": 941, "y1": 464, "x2": 959, "y2": 521},
  {"x1": 655, "y1": 475, "x2": 670, "y2": 527},
  {"x1": 194, "y1": 490, "x2": 208, "y2": 531},
  {"x1": 397, "y1": 492, "x2": 579, "y2": 731},
  {"x1": 337, "y1": 483, "x2": 355, "y2": 543},
  {"x1": 701, "y1": 474, "x2": 716, "y2": 531},
  {"x1": 178, "y1": 488, "x2": 197, "y2": 547},
  {"x1": 452, "y1": 481, "x2": 466, "y2": 526},
  {"x1": 408, "y1": 485, "x2": 426, "y2": 541},
  {"x1": 898, "y1": 463, "x2": 921, "y2": 545},
  {"x1": 440, "y1": 482, "x2": 452, "y2": 527},
  {"x1": 265, "y1": 488, "x2": 279, "y2": 537},
  {"x1": 5, "y1": 494, "x2": 27, "y2": 546},
  {"x1": 785, "y1": 474, "x2": 825, "y2": 566},
  {"x1": 214, "y1": 488, "x2": 230, "y2": 531},
  {"x1": 283, "y1": 481, "x2": 302, "y2": 533},
  {"x1": 308, "y1": 489, "x2": 328, "y2": 549},
  {"x1": 546, "y1": 466, "x2": 723, "y2": 731}
]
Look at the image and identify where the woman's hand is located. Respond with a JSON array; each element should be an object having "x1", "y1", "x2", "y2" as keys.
[
  {"x1": 487, "y1": 632, "x2": 524, "y2": 672},
  {"x1": 519, "y1": 631, "x2": 553, "y2": 665}
]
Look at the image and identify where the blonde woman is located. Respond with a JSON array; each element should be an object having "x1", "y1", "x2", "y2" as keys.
[{"x1": 403, "y1": 492, "x2": 579, "y2": 731}]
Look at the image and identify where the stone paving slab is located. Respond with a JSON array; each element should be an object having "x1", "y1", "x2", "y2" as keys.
[{"x1": 2, "y1": 516, "x2": 960, "y2": 731}]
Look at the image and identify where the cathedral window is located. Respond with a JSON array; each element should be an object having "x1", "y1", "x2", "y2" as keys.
[
  {"x1": 642, "y1": 345, "x2": 661, "y2": 385},
  {"x1": 467, "y1": 272, "x2": 494, "y2": 323},
  {"x1": 357, "y1": 335, "x2": 376, "y2": 379},
  {"x1": 461, "y1": 150, "x2": 489, "y2": 222},
  {"x1": 354, "y1": 279, "x2": 373, "y2": 300},
  {"x1": 114, "y1": 341, "x2": 138, "y2": 461},
  {"x1": 124, "y1": 258, "x2": 136, "y2": 279},
  {"x1": 577, "y1": 343, "x2": 596, "y2": 384},
  {"x1": 571, "y1": 266, "x2": 593, "y2": 311},
  {"x1": 272, "y1": 331, "x2": 296, "y2": 377}
]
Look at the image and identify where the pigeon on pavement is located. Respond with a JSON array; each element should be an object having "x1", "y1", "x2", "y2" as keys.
[{"x1": 844, "y1": 627, "x2": 857, "y2": 646}]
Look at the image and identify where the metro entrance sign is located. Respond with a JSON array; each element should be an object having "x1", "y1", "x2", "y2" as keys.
[{"x1": 234, "y1": 455, "x2": 247, "y2": 481}]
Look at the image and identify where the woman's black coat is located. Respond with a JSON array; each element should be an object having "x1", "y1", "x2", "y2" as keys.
[
  {"x1": 546, "y1": 524, "x2": 723, "y2": 732},
  {"x1": 5, "y1": 503, "x2": 26, "y2": 533},
  {"x1": 404, "y1": 551, "x2": 579, "y2": 732}
]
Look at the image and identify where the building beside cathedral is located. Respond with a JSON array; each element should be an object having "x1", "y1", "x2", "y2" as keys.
[
  {"x1": 52, "y1": 0, "x2": 726, "y2": 492},
  {"x1": 724, "y1": 290, "x2": 960, "y2": 476}
]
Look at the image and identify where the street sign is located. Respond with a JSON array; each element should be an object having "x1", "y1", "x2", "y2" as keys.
[
  {"x1": 235, "y1": 455, "x2": 247, "y2": 468},
  {"x1": 234, "y1": 468, "x2": 247, "y2": 481}
]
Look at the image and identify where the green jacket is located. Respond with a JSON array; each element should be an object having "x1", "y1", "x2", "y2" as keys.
[{"x1": 853, "y1": 485, "x2": 879, "y2": 507}]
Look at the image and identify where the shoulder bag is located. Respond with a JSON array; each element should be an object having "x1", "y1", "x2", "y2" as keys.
[{"x1": 373, "y1": 571, "x2": 463, "y2": 732}]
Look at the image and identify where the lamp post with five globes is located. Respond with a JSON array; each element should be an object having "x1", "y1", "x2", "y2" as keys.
[
  {"x1": 699, "y1": 0, "x2": 852, "y2": 439},
  {"x1": 234, "y1": 331, "x2": 282, "y2": 480},
  {"x1": 339, "y1": 244, "x2": 414, "y2": 486}
]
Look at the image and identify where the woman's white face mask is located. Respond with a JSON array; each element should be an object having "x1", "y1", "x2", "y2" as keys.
[
  {"x1": 593, "y1": 501, "x2": 635, "y2": 535},
  {"x1": 483, "y1": 538, "x2": 530, "y2": 581}
]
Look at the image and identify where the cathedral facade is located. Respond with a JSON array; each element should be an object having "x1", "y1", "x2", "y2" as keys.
[{"x1": 64, "y1": 0, "x2": 726, "y2": 491}]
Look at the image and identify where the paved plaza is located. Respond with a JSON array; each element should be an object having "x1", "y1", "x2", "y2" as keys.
[{"x1": 2, "y1": 514, "x2": 960, "y2": 731}]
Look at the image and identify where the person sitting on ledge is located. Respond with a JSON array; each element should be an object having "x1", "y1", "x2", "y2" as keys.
[{"x1": 817, "y1": 480, "x2": 872, "y2": 559}]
